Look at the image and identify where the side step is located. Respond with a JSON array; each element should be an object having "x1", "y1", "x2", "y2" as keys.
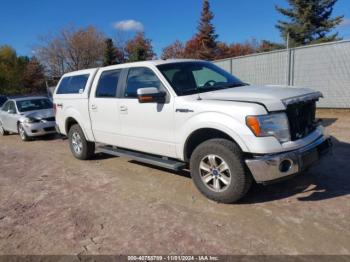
[{"x1": 96, "y1": 146, "x2": 186, "y2": 171}]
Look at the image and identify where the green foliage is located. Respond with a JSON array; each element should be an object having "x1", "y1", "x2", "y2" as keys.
[
  {"x1": 0, "y1": 45, "x2": 27, "y2": 95},
  {"x1": 0, "y1": 45, "x2": 45, "y2": 95},
  {"x1": 103, "y1": 38, "x2": 121, "y2": 66},
  {"x1": 276, "y1": 0, "x2": 344, "y2": 47}
]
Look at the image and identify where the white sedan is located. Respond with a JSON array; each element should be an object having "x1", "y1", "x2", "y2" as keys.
[{"x1": 0, "y1": 96, "x2": 56, "y2": 141}]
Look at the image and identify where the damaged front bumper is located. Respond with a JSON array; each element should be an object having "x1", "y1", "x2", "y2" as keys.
[{"x1": 245, "y1": 136, "x2": 332, "y2": 183}]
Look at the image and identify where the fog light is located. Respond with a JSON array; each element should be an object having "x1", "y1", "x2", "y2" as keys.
[{"x1": 279, "y1": 159, "x2": 292, "y2": 173}]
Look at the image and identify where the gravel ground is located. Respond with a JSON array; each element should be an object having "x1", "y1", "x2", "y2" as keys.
[{"x1": 0, "y1": 110, "x2": 349, "y2": 255}]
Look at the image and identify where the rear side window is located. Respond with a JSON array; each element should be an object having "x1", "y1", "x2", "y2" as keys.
[
  {"x1": 95, "y1": 70, "x2": 121, "y2": 98},
  {"x1": 56, "y1": 74, "x2": 89, "y2": 94}
]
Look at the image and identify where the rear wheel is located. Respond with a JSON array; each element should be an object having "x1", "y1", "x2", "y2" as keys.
[
  {"x1": 18, "y1": 123, "x2": 30, "y2": 141},
  {"x1": 0, "y1": 122, "x2": 9, "y2": 136},
  {"x1": 190, "y1": 138, "x2": 252, "y2": 203},
  {"x1": 68, "y1": 124, "x2": 95, "y2": 160}
]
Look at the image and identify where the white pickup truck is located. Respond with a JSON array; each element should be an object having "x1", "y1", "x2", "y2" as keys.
[{"x1": 53, "y1": 59, "x2": 331, "y2": 203}]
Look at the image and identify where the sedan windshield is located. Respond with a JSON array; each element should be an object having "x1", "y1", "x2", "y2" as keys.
[
  {"x1": 16, "y1": 98, "x2": 53, "y2": 112},
  {"x1": 157, "y1": 61, "x2": 247, "y2": 96}
]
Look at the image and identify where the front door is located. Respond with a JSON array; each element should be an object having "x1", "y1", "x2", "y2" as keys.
[
  {"x1": 119, "y1": 67, "x2": 176, "y2": 157},
  {"x1": 89, "y1": 69, "x2": 122, "y2": 145}
]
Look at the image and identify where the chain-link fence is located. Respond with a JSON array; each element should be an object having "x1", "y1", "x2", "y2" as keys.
[{"x1": 214, "y1": 40, "x2": 350, "y2": 108}]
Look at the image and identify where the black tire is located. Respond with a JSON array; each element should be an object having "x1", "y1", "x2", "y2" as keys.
[
  {"x1": 18, "y1": 123, "x2": 30, "y2": 141},
  {"x1": 68, "y1": 124, "x2": 95, "y2": 160},
  {"x1": 0, "y1": 121, "x2": 9, "y2": 136},
  {"x1": 190, "y1": 138, "x2": 252, "y2": 204}
]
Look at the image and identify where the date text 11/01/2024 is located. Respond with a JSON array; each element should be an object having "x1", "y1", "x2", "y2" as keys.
[{"x1": 127, "y1": 256, "x2": 219, "y2": 261}]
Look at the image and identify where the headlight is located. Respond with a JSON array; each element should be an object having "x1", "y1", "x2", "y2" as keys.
[
  {"x1": 246, "y1": 113, "x2": 290, "y2": 143},
  {"x1": 24, "y1": 117, "x2": 40, "y2": 124}
]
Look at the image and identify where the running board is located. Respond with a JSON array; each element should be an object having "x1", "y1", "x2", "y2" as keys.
[{"x1": 96, "y1": 146, "x2": 186, "y2": 171}]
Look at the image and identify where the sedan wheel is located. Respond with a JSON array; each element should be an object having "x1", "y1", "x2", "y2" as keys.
[
  {"x1": 18, "y1": 123, "x2": 30, "y2": 141},
  {"x1": 0, "y1": 122, "x2": 7, "y2": 135}
]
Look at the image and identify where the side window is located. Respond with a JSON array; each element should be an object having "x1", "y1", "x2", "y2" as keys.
[
  {"x1": 95, "y1": 70, "x2": 121, "y2": 98},
  {"x1": 56, "y1": 74, "x2": 89, "y2": 94},
  {"x1": 2, "y1": 101, "x2": 10, "y2": 111},
  {"x1": 2, "y1": 101, "x2": 15, "y2": 112},
  {"x1": 124, "y1": 67, "x2": 162, "y2": 98},
  {"x1": 8, "y1": 102, "x2": 16, "y2": 112}
]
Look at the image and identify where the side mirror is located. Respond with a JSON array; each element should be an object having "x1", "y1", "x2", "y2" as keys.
[
  {"x1": 7, "y1": 109, "x2": 15, "y2": 114},
  {"x1": 137, "y1": 87, "x2": 166, "y2": 103}
]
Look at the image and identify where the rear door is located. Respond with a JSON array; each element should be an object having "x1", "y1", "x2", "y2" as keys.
[{"x1": 89, "y1": 68, "x2": 123, "y2": 145}]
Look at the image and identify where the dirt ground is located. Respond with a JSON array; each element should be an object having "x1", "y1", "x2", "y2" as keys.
[{"x1": 0, "y1": 110, "x2": 349, "y2": 255}]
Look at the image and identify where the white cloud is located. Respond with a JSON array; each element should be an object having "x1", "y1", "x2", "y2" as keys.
[
  {"x1": 113, "y1": 20, "x2": 144, "y2": 32},
  {"x1": 339, "y1": 18, "x2": 350, "y2": 27}
]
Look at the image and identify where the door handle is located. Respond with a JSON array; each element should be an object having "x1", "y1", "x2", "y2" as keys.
[
  {"x1": 120, "y1": 105, "x2": 128, "y2": 111},
  {"x1": 91, "y1": 104, "x2": 98, "y2": 110}
]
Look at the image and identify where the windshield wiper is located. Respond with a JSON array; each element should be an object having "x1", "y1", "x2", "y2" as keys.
[{"x1": 218, "y1": 83, "x2": 249, "y2": 88}]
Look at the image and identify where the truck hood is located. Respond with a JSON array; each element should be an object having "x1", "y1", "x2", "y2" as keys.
[{"x1": 199, "y1": 85, "x2": 323, "y2": 111}]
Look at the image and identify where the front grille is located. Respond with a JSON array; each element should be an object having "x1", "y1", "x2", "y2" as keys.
[
  {"x1": 44, "y1": 127, "x2": 55, "y2": 132},
  {"x1": 44, "y1": 117, "x2": 56, "y2": 122},
  {"x1": 286, "y1": 100, "x2": 317, "y2": 141}
]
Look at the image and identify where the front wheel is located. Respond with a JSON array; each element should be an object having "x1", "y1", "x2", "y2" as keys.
[
  {"x1": 190, "y1": 138, "x2": 252, "y2": 203},
  {"x1": 18, "y1": 123, "x2": 30, "y2": 141},
  {"x1": 68, "y1": 124, "x2": 95, "y2": 160},
  {"x1": 0, "y1": 122, "x2": 9, "y2": 136}
]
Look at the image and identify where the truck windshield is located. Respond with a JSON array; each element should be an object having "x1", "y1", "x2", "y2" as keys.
[
  {"x1": 157, "y1": 61, "x2": 247, "y2": 96},
  {"x1": 16, "y1": 98, "x2": 53, "y2": 112}
]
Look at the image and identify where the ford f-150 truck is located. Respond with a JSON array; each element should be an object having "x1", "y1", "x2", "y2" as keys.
[{"x1": 53, "y1": 59, "x2": 331, "y2": 203}]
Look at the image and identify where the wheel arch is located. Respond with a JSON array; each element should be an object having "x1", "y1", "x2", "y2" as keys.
[
  {"x1": 65, "y1": 117, "x2": 79, "y2": 134},
  {"x1": 183, "y1": 128, "x2": 245, "y2": 162}
]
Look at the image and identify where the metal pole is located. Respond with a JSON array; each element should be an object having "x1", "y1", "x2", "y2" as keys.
[{"x1": 286, "y1": 32, "x2": 290, "y2": 86}]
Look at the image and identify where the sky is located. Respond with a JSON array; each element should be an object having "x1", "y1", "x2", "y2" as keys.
[{"x1": 1, "y1": 0, "x2": 350, "y2": 57}]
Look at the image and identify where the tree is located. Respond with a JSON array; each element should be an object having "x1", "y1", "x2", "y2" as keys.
[
  {"x1": 124, "y1": 32, "x2": 155, "y2": 62},
  {"x1": 0, "y1": 45, "x2": 29, "y2": 95},
  {"x1": 258, "y1": 40, "x2": 285, "y2": 52},
  {"x1": 22, "y1": 57, "x2": 46, "y2": 94},
  {"x1": 37, "y1": 25, "x2": 106, "y2": 77},
  {"x1": 103, "y1": 38, "x2": 118, "y2": 66},
  {"x1": 276, "y1": 0, "x2": 344, "y2": 47},
  {"x1": 183, "y1": 37, "x2": 203, "y2": 59},
  {"x1": 185, "y1": 0, "x2": 218, "y2": 60},
  {"x1": 161, "y1": 40, "x2": 185, "y2": 59},
  {"x1": 215, "y1": 41, "x2": 256, "y2": 59},
  {"x1": 103, "y1": 38, "x2": 125, "y2": 66}
]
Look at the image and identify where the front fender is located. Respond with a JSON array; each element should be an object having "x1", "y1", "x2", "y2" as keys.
[{"x1": 176, "y1": 112, "x2": 250, "y2": 160}]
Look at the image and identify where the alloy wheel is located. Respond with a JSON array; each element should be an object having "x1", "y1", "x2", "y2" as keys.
[
  {"x1": 199, "y1": 154, "x2": 232, "y2": 192},
  {"x1": 71, "y1": 132, "x2": 83, "y2": 155},
  {"x1": 19, "y1": 124, "x2": 26, "y2": 140}
]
